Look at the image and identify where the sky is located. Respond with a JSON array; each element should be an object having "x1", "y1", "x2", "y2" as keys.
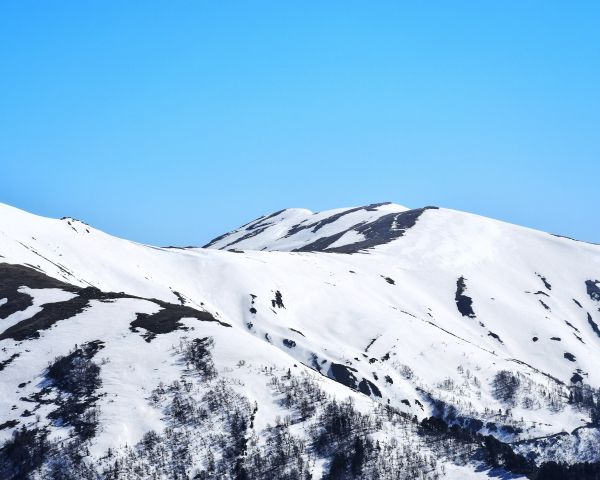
[{"x1": 1, "y1": 2, "x2": 598, "y2": 246}]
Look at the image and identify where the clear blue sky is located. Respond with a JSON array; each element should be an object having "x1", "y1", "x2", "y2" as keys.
[{"x1": 1, "y1": 2, "x2": 598, "y2": 245}]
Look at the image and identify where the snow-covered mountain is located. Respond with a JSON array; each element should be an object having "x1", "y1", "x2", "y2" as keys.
[{"x1": 1, "y1": 201, "x2": 600, "y2": 479}]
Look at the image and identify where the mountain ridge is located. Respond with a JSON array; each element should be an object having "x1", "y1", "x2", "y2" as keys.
[{"x1": 1, "y1": 201, "x2": 600, "y2": 479}]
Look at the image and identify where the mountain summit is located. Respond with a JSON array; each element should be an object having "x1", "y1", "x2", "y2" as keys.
[{"x1": 1, "y1": 202, "x2": 600, "y2": 479}]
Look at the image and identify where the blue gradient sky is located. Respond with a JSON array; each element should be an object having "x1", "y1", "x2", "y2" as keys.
[{"x1": 1, "y1": 2, "x2": 598, "y2": 245}]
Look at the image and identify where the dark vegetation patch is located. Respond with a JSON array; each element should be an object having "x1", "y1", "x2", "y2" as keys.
[
  {"x1": 491, "y1": 371, "x2": 520, "y2": 406},
  {"x1": 420, "y1": 415, "x2": 525, "y2": 470},
  {"x1": 536, "y1": 273, "x2": 552, "y2": 290},
  {"x1": 564, "y1": 352, "x2": 576, "y2": 362},
  {"x1": 586, "y1": 280, "x2": 600, "y2": 303},
  {"x1": 0, "y1": 353, "x2": 20, "y2": 372},
  {"x1": 587, "y1": 313, "x2": 600, "y2": 338},
  {"x1": 0, "y1": 426, "x2": 50, "y2": 479},
  {"x1": 455, "y1": 276, "x2": 476, "y2": 318},
  {"x1": 182, "y1": 337, "x2": 217, "y2": 380},
  {"x1": 283, "y1": 339, "x2": 296, "y2": 348},
  {"x1": 271, "y1": 290, "x2": 284, "y2": 309},
  {"x1": 45, "y1": 340, "x2": 104, "y2": 440}
]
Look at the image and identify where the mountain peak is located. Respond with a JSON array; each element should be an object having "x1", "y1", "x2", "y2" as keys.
[{"x1": 203, "y1": 202, "x2": 424, "y2": 253}]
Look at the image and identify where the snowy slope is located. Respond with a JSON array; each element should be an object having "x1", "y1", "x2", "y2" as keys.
[{"x1": 1, "y1": 201, "x2": 600, "y2": 479}]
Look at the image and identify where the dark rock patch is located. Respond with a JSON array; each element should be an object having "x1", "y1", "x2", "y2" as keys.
[
  {"x1": 587, "y1": 313, "x2": 600, "y2": 338},
  {"x1": 293, "y1": 206, "x2": 438, "y2": 254},
  {"x1": 401, "y1": 399, "x2": 411, "y2": 407},
  {"x1": 0, "y1": 263, "x2": 227, "y2": 343},
  {"x1": 289, "y1": 328, "x2": 305, "y2": 337},
  {"x1": 532, "y1": 336, "x2": 539, "y2": 342},
  {"x1": 536, "y1": 273, "x2": 552, "y2": 290},
  {"x1": 381, "y1": 276, "x2": 395, "y2": 285},
  {"x1": 329, "y1": 363, "x2": 359, "y2": 390},
  {"x1": 0, "y1": 263, "x2": 78, "y2": 320},
  {"x1": 455, "y1": 277, "x2": 476, "y2": 318},
  {"x1": 550, "y1": 337, "x2": 561, "y2": 341},
  {"x1": 283, "y1": 339, "x2": 296, "y2": 348},
  {"x1": 249, "y1": 307, "x2": 257, "y2": 314},
  {"x1": 564, "y1": 352, "x2": 576, "y2": 362},
  {"x1": 571, "y1": 373, "x2": 584, "y2": 384},
  {"x1": 488, "y1": 331, "x2": 503, "y2": 343},
  {"x1": 365, "y1": 337, "x2": 378, "y2": 352},
  {"x1": 0, "y1": 420, "x2": 18, "y2": 430},
  {"x1": 565, "y1": 320, "x2": 580, "y2": 333},
  {"x1": 130, "y1": 302, "x2": 228, "y2": 342},
  {"x1": 171, "y1": 290, "x2": 186, "y2": 305},
  {"x1": 218, "y1": 226, "x2": 269, "y2": 250},
  {"x1": 384, "y1": 375, "x2": 393, "y2": 384},
  {"x1": 285, "y1": 203, "x2": 390, "y2": 239},
  {"x1": 539, "y1": 300, "x2": 550, "y2": 311},
  {"x1": 271, "y1": 290, "x2": 285, "y2": 309},
  {"x1": 573, "y1": 299, "x2": 583, "y2": 308},
  {"x1": 0, "y1": 287, "x2": 103, "y2": 341},
  {"x1": 358, "y1": 378, "x2": 382, "y2": 398},
  {"x1": 586, "y1": 280, "x2": 600, "y2": 303},
  {"x1": 0, "y1": 353, "x2": 20, "y2": 372}
]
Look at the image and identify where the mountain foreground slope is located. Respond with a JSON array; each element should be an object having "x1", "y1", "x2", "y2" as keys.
[{"x1": 1, "y1": 201, "x2": 600, "y2": 479}]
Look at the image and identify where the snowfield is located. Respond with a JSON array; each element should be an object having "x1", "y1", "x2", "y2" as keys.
[{"x1": 0, "y1": 201, "x2": 599, "y2": 479}]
